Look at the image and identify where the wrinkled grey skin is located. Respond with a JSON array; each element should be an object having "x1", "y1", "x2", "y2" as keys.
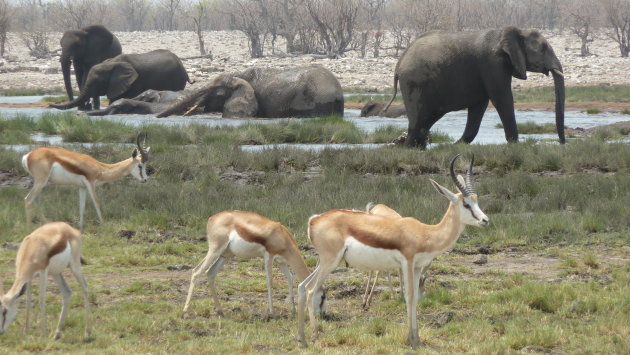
[
  {"x1": 389, "y1": 26, "x2": 565, "y2": 148},
  {"x1": 158, "y1": 65, "x2": 344, "y2": 118},
  {"x1": 60, "y1": 25, "x2": 122, "y2": 111},
  {"x1": 360, "y1": 100, "x2": 406, "y2": 118},
  {"x1": 86, "y1": 89, "x2": 185, "y2": 116},
  {"x1": 51, "y1": 50, "x2": 191, "y2": 112},
  {"x1": 157, "y1": 74, "x2": 258, "y2": 118}
]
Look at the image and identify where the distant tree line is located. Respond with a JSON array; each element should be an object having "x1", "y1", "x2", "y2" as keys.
[{"x1": 1, "y1": 0, "x2": 629, "y2": 58}]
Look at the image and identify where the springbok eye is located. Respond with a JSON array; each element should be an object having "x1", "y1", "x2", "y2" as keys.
[{"x1": 463, "y1": 202, "x2": 471, "y2": 209}]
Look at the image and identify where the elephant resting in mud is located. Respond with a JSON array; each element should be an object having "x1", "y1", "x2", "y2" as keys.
[
  {"x1": 360, "y1": 100, "x2": 406, "y2": 118},
  {"x1": 86, "y1": 89, "x2": 185, "y2": 116},
  {"x1": 157, "y1": 65, "x2": 344, "y2": 118}
]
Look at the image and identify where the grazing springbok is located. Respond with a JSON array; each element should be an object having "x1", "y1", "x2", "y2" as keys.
[
  {"x1": 297, "y1": 155, "x2": 489, "y2": 348},
  {"x1": 22, "y1": 135, "x2": 150, "y2": 231},
  {"x1": 0, "y1": 222, "x2": 91, "y2": 340},
  {"x1": 184, "y1": 211, "x2": 326, "y2": 318}
]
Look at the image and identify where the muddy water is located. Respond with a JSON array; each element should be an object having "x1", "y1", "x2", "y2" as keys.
[{"x1": 1, "y1": 96, "x2": 629, "y2": 150}]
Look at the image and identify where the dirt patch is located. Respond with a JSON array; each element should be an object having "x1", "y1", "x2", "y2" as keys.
[
  {"x1": 0, "y1": 169, "x2": 31, "y2": 189},
  {"x1": 118, "y1": 228, "x2": 205, "y2": 244},
  {"x1": 458, "y1": 252, "x2": 562, "y2": 281}
]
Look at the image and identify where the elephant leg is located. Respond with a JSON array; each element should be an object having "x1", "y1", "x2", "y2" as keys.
[
  {"x1": 91, "y1": 95, "x2": 100, "y2": 110},
  {"x1": 405, "y1": 98, "x2": 430, "y2": 148},
  {"x1": 458, "y1": 100, "x2": 489, "y2": 144},
  {"x1": 407, "y1": 112, "x2": 444, "y2": 148},
  {"x1": 489, "y1": 90, "x2": 518, "y2": 143},
  {"x1": 75, "y1": 65, "x2": 89, "y2": 111}
]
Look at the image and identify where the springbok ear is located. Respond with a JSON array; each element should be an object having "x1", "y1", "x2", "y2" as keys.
[
  {"x1": 430, "y1": 179, "x2": 458, "y2": 203},
  {"x1": 223, "y1": 78, "x2": 258, "y2": 118},
  {"x1": 500, "y1": 26, "x2": 527, "y2": 80},
  {"x1": 107, "y1": 62, "x2": 138, "y2": 100}
]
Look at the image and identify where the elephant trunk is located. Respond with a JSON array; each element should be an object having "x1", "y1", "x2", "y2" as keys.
[
  {"x1": 156, "y1": 88, "x2": 206, "y2": 118},
  {"x1": 61, "y1": 55, "x2": 74, "y2": 101},
  {"x1": 552, "y1": 69, "x2": 565, "y2": 144},
  {"x1": 49, "y1": 89, "x2": 90, "y2": 110}
]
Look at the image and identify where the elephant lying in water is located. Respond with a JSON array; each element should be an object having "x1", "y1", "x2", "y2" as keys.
[
  {"x1": 157, "y1": 65, "x2": 344, "y2": 118},
  {"x1": 360, "y1": 100, "x2": 406, "y2": 118},
  {"x1": 86, "y1": 89, "x2": 185, "y2": 116}
]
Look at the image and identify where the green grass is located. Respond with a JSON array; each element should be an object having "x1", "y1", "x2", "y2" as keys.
[
  {"x1": 512, "y1": 84, "x2": 630, "y2": 103},
  {"x1": 41, "y1": 95, "x2": 71, "y2": 103},
  {"x1": 344, "y1": 93, "x2": 401, "y2": 104},
  {"x1": 495, "y1": 121, "x2": 558, "y2": 134},
  {"x1": 1, "y1": 121, "x2": 629, "y2": 353},
  {"x1": 0, "y1": 87, "x2": 65, "y2": 96},
  {"x1": 345, "y1": 85, "x2": 630, "y2": 106},
  {"x1": 0, "y1": 112, "x2": 447, "y2": 145}
]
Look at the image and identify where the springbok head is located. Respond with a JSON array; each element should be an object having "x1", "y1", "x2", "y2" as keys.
[
  {"x1": 130, "y1": 133, "x2": 150, "y2": 183},
  {"x1": 430, "y1": 154, "x2": 489, "y2": 227},
  {"x1": 0, "y1": 283, "x2": 25, "y2": 335}
]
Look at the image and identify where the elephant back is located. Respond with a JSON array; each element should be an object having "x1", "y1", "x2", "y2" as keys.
[
  {"x1": 115, "y1": 50, "x2": 190, "y2": 97},
  {"x1": 237, "y1": 65, "x2": 343, "y2": 118}
]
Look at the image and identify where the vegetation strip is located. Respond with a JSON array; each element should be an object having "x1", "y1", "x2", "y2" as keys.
[{"x1": 0, "y1": 121, "x2": 628, "y2": 353}]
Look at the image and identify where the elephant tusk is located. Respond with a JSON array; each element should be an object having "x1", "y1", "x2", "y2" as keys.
[
  {"x1": 184, "y1": 104, "x2": 199, "y2": 116},
  {"x1": 551, "y1": 69, "x2": 564, "y2": 77}
]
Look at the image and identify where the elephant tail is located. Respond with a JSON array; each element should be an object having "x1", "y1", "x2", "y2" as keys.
[{"x1": 382, "y1": 73, "x2": 398, "y2": 113}]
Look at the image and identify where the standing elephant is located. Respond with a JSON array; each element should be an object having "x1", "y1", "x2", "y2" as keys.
[
  {"x1": 360, "y1": 100, "x2": 406, "y2": 118},
  {"x1": 50, "y1": 50, "x2": 191, "y2": 112},
  {"x1": 60, "y1": 25, "x2": 122, "y2": 111},
  {"x1": 157, "y1": 65, "x2": 344, "y2": 118},
  {"x1": 387, "y1": 26, "x2": 565, "y2": 148},
  {"x1": 86, "y1": 89, "x2": 185, "y2": 116}
]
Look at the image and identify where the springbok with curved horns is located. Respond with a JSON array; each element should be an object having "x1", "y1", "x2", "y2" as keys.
[
  {"x1": 297, "y1": 155, "x2": 489, "y2": 348},
  {"x1": 0, "y1": 222, "x2": 91, "y2": 340},
  {"x1": 22, "y1": 134, "x2": 150, "y2": 231}
]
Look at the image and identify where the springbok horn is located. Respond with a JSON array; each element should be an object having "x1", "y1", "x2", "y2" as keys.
[
  {"x1": 136, "y1": 133, "x2": 149, "y2": 163},
  {"x1": 449, "y1": 154, "x2": 468, "y2": 196},
  {"x1": 465, "y1": 154, "x2": 476, "y2": 196}
]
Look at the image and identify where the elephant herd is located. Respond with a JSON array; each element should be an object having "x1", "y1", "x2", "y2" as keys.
[{"x1": 51, "y1": 25, "x2": 566, "y2": 147}]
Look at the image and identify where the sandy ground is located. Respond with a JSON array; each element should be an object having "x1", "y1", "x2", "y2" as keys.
[{"x1": 0, "y1": 30, "x2": 628, "y2": 94}]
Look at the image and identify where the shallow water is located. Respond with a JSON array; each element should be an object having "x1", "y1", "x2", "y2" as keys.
[{"x1": 1, "y1": 96, "x2": 629, "y2": 148}]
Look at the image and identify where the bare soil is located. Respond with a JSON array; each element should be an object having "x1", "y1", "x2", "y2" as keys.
[{"x1": 1, "y1": 30, "x2": 629, "y2": 94}]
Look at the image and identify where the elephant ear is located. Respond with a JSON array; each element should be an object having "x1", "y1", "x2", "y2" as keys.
[
  {"x1": 499, "y1": 27, "x2": 527, "y2": 80},
  {"x1": 223, "y1": 77, "x2": 258, "y2": 118},
  {"x1": 107, "y1": 62, "x2": 138, "y2": 100}
]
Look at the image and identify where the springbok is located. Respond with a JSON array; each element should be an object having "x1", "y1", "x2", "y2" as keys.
[
  {"x1": 297, "y1": 155, "x2": 489, "y2": 348},
  {"x1": 22, "y1": 134, "x2": 150, "y2": 231},
  {"x1": 184, "y1": 211, "x2": 326, "y2": 318},
  {"x1": 0, "y1": 222, "x2": 91, "y2": 340},
  {"x1": 363, "y1": 203, "x2": 402, "y2": 309}
]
